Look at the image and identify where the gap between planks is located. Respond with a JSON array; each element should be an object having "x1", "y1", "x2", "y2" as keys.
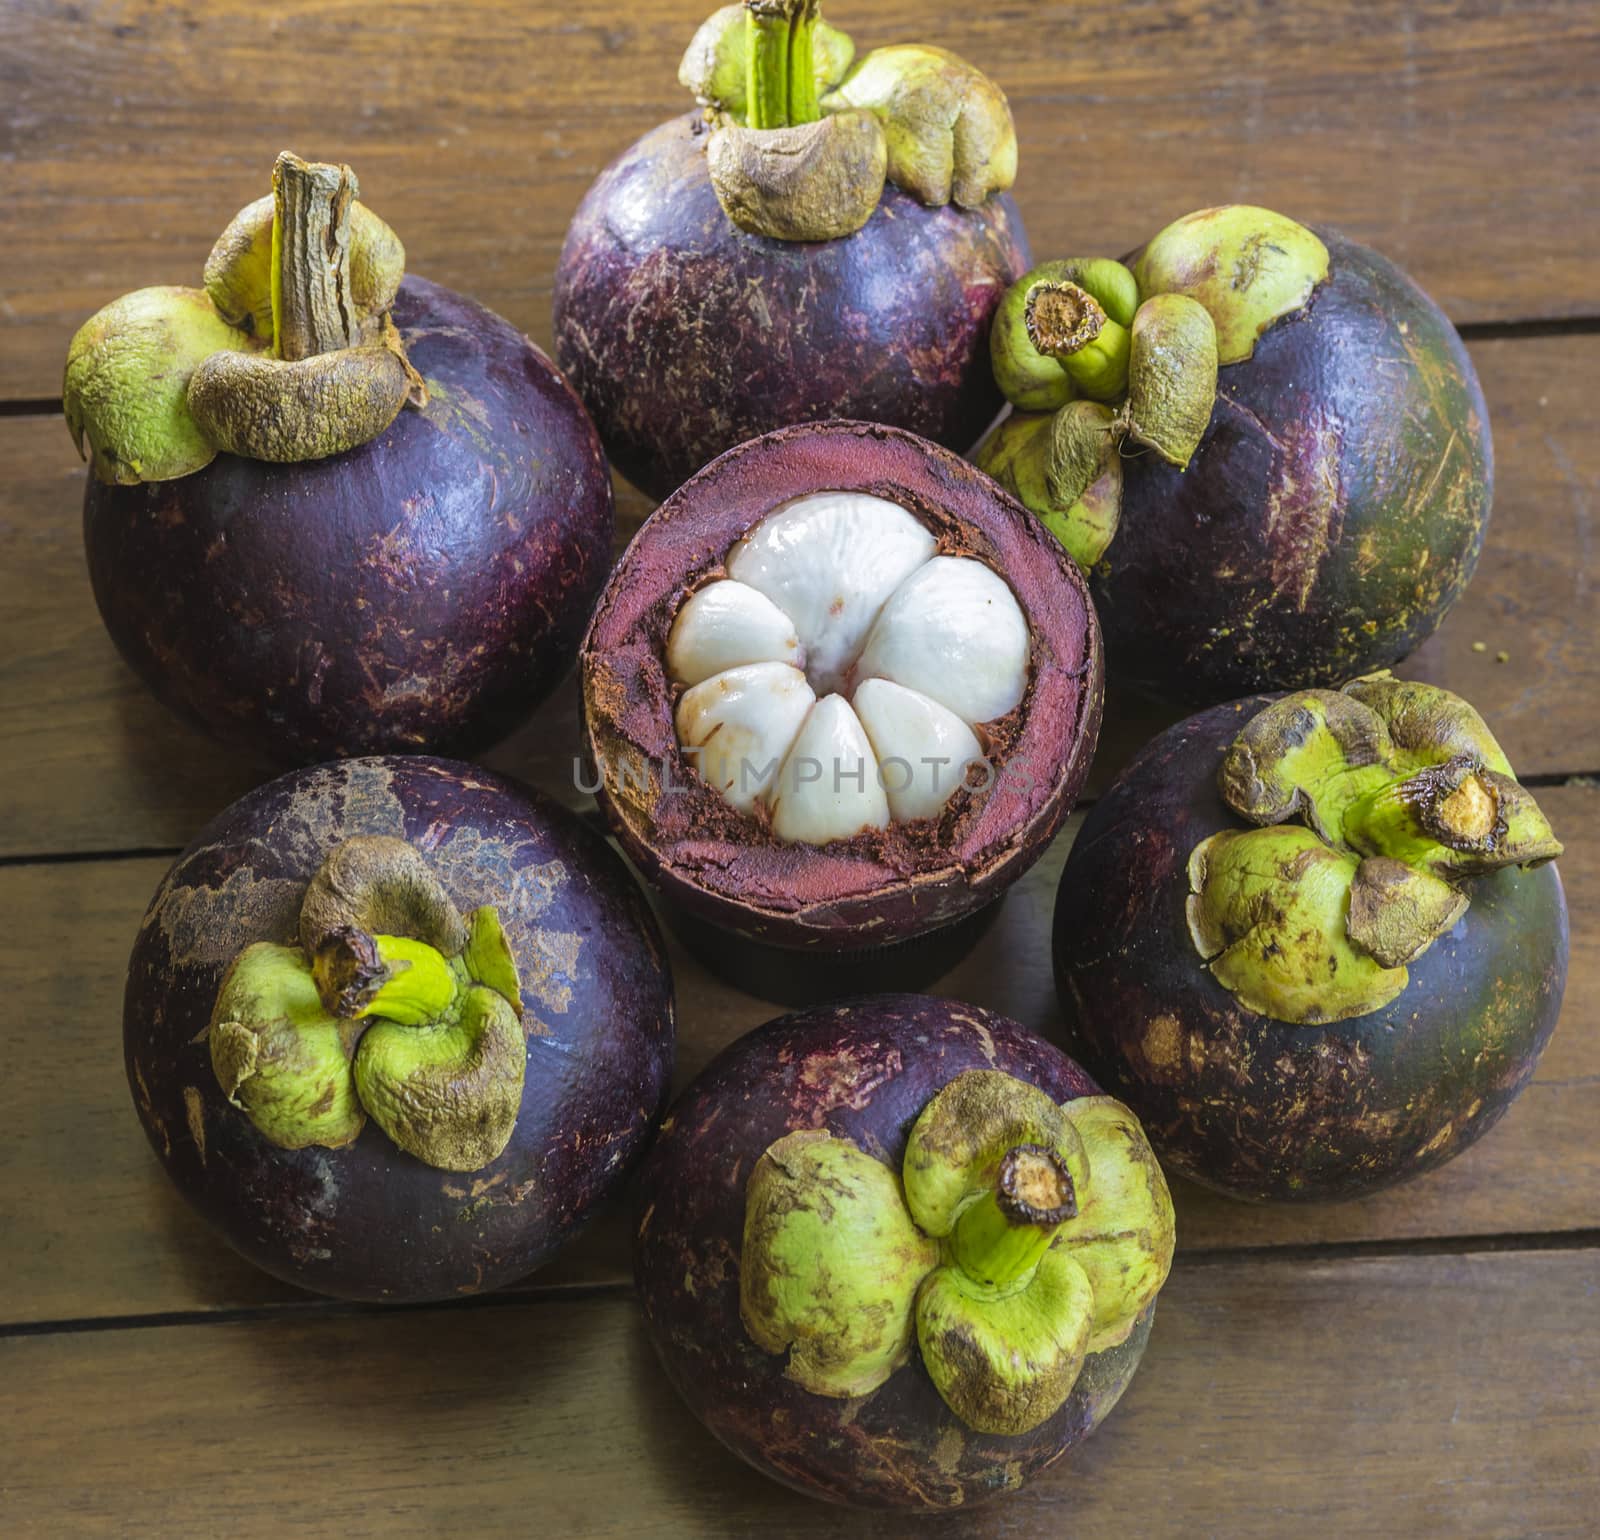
[{"x1": 4, "y1": 1226, "x2": 1597, "y2": 1343}]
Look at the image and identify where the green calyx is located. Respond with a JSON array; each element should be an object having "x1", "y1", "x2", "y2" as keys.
[
  {"x1": 974, "y1": 401, "x2": 1122, "y2": 568},
  {"x1": 981, "y1": 206, "x2": 1327, "y2": 567},
  {"x1": 686, "y1": 4, "x2": 1016, "y2": 241},
  {"x1": 823, "y1": 43, "x2": 1017, "y2": 210},
  {"x1": 1188, "y1": 674, "x2": 1563, "y2": 1024},
  {"x1": 62, "y1": 150, "x2": 421, "y2": 485},
  {"x1": 739, "y1": 1069, "x2": 1175, "y2": 1436},
  {"x1": 208, "y1": 835, "x2": 527, "y2": 1172},
  {"x1": 1132, "y1": 204, "x2": 1329, "y2": 366}
]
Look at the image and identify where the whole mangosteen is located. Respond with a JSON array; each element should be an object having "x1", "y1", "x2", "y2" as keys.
[
  {"x1": 65, "y1": 150, "x2": 614, "y2": 764},
  {"x1": 124, "y1": 755, "x2": 675, "y2": 1301},
  {"x1": 579, "y1": 420, "x2": 1102, "y2": 974},
  {"x1": 1052, "y1": 674, "x2": 1566, "y2": 1202},
  {"x1": 635, "y1": 994, "x2": 1175, "y2": 1509},
  {"x1": 976, "y1": 206, "x2": 1492, "y2": 704},
  {"x1": 553, "y1": 1, "x2": 1030, "y2": 500}
]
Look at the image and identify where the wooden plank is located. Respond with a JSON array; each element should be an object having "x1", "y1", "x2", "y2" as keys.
[
  {"x1": 3, "y1": 785, "x2": 1594, "y2": 1326},
  {"x1": 0, "y1": 409, "x2": 651, "y2": 857},
  {"x1": 4, "y1": 331, "x2": 1597, "y2": 858},
  {"x1": 0, "y1": 1249, "x2": 1593, "y2": 1536},
  {"x1": 3, "y1": 0, "x2": 1599, "y2": 398}
]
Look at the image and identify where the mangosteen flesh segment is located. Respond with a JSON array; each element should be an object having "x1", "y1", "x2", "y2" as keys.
[
  {"x1": 211, "y1": 834, "x2": 527, "y2": 1172},
  {"x1": 66, "y1": 151, "x2": 421, "y2": 485},
  {"x1": 669, "y1": 491, "x2": 1029, "y2": 844},
  {"x1": 740, "y1": 1067, "x2": 1174, "y2": 1438},
  {"x1": 1186, "y1": 673, "x2": 1562, "y2": 1025},
  {"x1": 581, "y1": 422, "x2": 1104, "y2": 951},
  {"x1": 126, "y1": 756, "x2": 676, "y2": 1301}
]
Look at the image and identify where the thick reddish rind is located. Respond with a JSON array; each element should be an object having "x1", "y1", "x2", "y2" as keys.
[
  {"x1": 1052, "y1": 699, "x2": 1568, "y2": 1202},
  {"x1": 634, "y1": 995, "x2": 1152, "y2": 1510},
  {"x1": 580, "y1": 421, "x2": 1103, "y2": 951},
  {"x1": 123, "y1": 756, "x2": 675, "y2": 1302},
  {"x1": 1097, "y1": 230, "x2": 1492, "y2": 704},
  {"x1": 85, "y1": 276, "x2": 615, "y2": 765},
  {"x1": 553, "y1": 113, "x2": 1030, "y2": 501}
]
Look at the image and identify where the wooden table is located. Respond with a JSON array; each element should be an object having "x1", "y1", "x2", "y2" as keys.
[{"x1": 2, "y1": 2, "x2": 1597, "y2": 1534}]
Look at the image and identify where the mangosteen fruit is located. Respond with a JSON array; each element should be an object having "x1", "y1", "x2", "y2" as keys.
[
  {"x1": 976, "y1": 206, "x2": 1492, "y2": 704},
  {"x1": 635, "y1": 994, "x2": 1175, "y2": 1508},
  {"x1": 1052, "y1": 674, "x2": 1566, "y2": 1202},
  {"x1": 553, "y1": 1, "x2": 1030, "y2": 500},
  {"x1": 65, "y1": 150, "x2": 614, "y2": 764},
  {"x1": 124, "y1": 755, "x2": 675, "y2": 1301},
  {"x1": 579, "y1": 420, "x2": 1102, "y2": 968}
]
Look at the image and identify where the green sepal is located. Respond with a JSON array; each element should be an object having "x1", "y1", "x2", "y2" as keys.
[
  {"x1": 1219, "y1": 688, "x2": 1397, "y2": 840},
  {"x1": 1186, "y1": 826, "x2": 1409, "y2": 1023},
  {"x1": 823, "y1": 44, "x2": 1017, "y2": 208},
  {"x1": 1345, "y1": 856, "x2": 1468, "y2": 968},
  {"x1": 208, "y1": 941, "x2": 366, "y2": 1150},
  {"x1": 1132, "y1": 204, "x2": 1329, "y2": 365},
  {"x1": 464, "y1": 905, "x2": 524, "y2": 1013},
  {"x1": 974, "y1": 404, "x2": 1122, "y2": 569},
  {"x1": 1054, "y1": 1096, "x2": 1176, "y2": 1353},
  {"x1": 740, "y1": 1129, "x2": 938, "y2": 1398},
  {"x1": 353, "y1": 983, "x2": 526, "y2": 1172},
  {"x1": 902, "y1": 1070, "x2": 1089, "y2": 1241},
  {"x1": 1123, "y1": 293, "x2": 1218, "y2": 469},
  {"x1": 63, "y1": 286, "x2": 258, "y2": 485},
  {"x1": 915, "y1": 1245, "x2": 1094, "y2": 1436}
]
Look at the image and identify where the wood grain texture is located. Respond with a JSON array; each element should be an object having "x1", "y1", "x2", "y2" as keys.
[
  {"x1": 3, "y1": 333, "x2": 1596, "y2": 859},
  {"x1": 1, "y1": 1249, "x2": 1594, "y2": 1536},
  {"x1": 3, "y1": 785, "x2": 1593, "y2": 1326},
  {"x1": 3, "y1": 0, "x2": 1599, "y2": 398}
]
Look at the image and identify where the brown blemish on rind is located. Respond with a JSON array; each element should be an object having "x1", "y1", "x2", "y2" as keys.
[{"x1": 182, "y1": 1086, "x2": 206, "y2": 1164}]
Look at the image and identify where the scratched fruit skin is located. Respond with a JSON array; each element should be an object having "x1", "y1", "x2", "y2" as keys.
[
  {"x1": 634, "y1": 995, "x2": 1152, "y2": 1510},
  {"x1": 553, "y1": 113, "x2": 1030, "y2": 502},
  {"x1": 124, "y1": 756, "x2": 675, "y2": 1302},
  {"x1": 1052, "y1": 701, "x2": 1567, "y2": 1203},
  {"x1": 1096, "y1": 231, "x2": 1492, "y2": 704},
  {"x1": 84, "y1": 277, "x2": 615, "y2": 765}
]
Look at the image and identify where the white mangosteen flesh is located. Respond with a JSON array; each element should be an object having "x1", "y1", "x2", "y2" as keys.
[
  {"x1": 675, "y1": 661, "x2": 817, "y2": 812},
  {"x1": 672, "y1": 493, "x2": 1030, "y2": 845},
  {"x1": 667, "y1": 579, "x2": 803, "y2": 686},
  {"x1": 767, "y1": 694, "x2": 891, "y2": 846},
  {"x1": 726, "y1": 492, "x2": 936, "y2": 696},
  {"x1": 852, "y1": 677, "x2": 985, "y2": 824}
]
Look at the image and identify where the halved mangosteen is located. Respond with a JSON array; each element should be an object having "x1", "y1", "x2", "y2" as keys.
[{"x1": 580, "y1": 422, "x2": 1101, "y2": 989}]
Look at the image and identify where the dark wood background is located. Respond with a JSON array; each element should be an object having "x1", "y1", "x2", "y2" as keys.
[{"x1": 1, "y1": 1, "x2": 1596, "y2": 1533}]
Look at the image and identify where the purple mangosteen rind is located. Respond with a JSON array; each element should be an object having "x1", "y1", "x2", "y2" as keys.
[
  {"x1": 1052, "y1": 697, "x2": 1567, "y2": 1203},
  {"x1": 554, "y1": 111, "x2": 1031, "y2": 502},
  {"x1": 86, "y1": 274, "x2": 615, "y2": 764},
  {"x1": 1096, "y1": 227, "x2": 1492, "y2": 704},
  {"x1": 124, "y1": 755, "x2": 675, "y2": 1302},
  {"x1": 633, "y1": 996, "x2": 1153, "y2": 1510},
  {"x1": 580, "y1": 421, "x2": 1104, "y2": 951}
]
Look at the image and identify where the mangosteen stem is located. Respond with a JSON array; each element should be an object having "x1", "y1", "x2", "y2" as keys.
[
  {"x1": 271, "y1": 151, "x2": 362, "y2": 361},
  {"x1": 312, "y1": 927, "x2": 464, "y2": 1027},
  {"x1": 949, "y1": 1144, "x2": 1078, "y2": 1293},
  {"x1": 746, "y1": 0, "x2": 821, "y2": 130},
  {"x1": 1026, "y1": 282, "x2": 1131, "y2": 403}
]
